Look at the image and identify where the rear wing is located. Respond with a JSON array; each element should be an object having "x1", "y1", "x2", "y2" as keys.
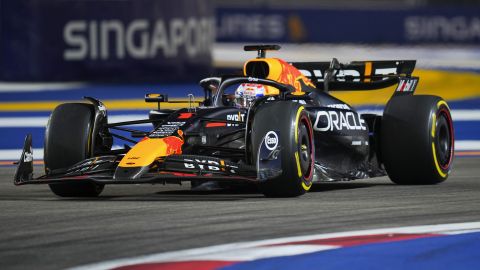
[{"x1": 291, "y1": 59, "x2": 417, "y2": 92}]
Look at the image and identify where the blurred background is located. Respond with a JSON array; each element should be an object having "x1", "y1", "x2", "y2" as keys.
[{"x1": 0, "y1": 0, "x2": 479, "y2": 161}]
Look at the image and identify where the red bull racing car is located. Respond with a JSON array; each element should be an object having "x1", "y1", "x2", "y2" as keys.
[{"x1": 14, "y1": 45, "x2": 454, "y2": 197}]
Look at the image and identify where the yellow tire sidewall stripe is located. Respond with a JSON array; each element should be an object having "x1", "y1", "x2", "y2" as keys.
[
  {"x1": 294, "y1": 106, "x2": 312, "y2": 191},
  {"x1": 294, "y1": 152, "x2": 302, "y2": 178},
  {"x1": 294, "y1": 106, "x2": 304, "y2": 144},
  {"x1": 437, "y1": 100, "x2": 450, "y2": 110},
  {"x1": 431, "y1": 100, "x2": 449, "y2": 178}
]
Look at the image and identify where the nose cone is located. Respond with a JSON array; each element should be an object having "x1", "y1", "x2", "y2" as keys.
[{"x1": 115, "y1": 137, "x2": 183, "y2": 180}]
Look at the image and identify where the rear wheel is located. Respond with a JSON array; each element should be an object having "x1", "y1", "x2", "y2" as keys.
[
  {"x1": 251, "y1": 101, "x2": 314, "y2": 197},
  {"x1": 45, "y1": 103, "x2": 104, "y2": 197},
  {"x1": 381, "y1": 95, "x2": 454, "y2": 184}
]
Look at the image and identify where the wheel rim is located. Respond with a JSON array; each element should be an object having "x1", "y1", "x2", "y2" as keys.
[
  {"x1": 435, "y1": 108, "x2": 454, "y2": 170},
  {"x1": 298, "y1": 116, "x2": 314, "y2": 179}
]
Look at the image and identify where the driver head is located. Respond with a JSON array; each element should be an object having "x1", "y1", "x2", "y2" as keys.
[{"x1": 234, "y1": 83, "x2": 266, "y2": 108}]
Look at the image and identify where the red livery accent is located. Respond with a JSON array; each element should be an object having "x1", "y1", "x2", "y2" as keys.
[
  {"x1": 162, "y1": 136, "x2": 184, "y2": 155},
  {"x1": 178, "y1": 113, "x2": 194, "y2": 119},
  {"x1": 398, "y1": 81, "x2": 406, "y2": 92},
  {"x1": 160, "y1": 172, "x2": 197, "y2": 177},
  {"x1": 206, "y1": 122, "x2": 227, "y2": 128},
  {"x1": 112, "y1": 260, "x2": 236, "y2": 270}
]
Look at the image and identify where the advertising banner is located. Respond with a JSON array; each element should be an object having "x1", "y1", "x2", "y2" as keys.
[
  {"x1": 0, "y1": 0, "x2": 214, "y2": 81},
  {"x1": 216, "y1": 7, "x2": 480, "y2": 44}
]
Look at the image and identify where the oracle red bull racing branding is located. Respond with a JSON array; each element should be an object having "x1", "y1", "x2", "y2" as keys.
[
  {"x1": 313, "y1": 110, "x2": 366, "y2": 132},
  {"x1": 183, "y1": 158, "x2": 239, "y2": 174}
]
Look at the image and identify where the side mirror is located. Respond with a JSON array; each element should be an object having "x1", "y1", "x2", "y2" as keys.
[{"x1": 145, "y1": 94, "x2": 168, "y2": 103}]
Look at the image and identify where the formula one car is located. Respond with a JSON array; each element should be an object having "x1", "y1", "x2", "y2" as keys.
[{"x1": 14, "y1": 45, "x2": 454, "y2": 197}]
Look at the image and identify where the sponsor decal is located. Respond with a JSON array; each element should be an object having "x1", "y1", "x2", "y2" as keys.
[
  {"x1": 264, "y1": 131, "x2": 279, "y2": 150},
  {"x1": 183, "y1": 158, "x2": 238, "y2": 173},
  {"x1": 257, "y1": 131, "x2": 282, "y2": 180},
  {"x1": 97, "y1": 103, "x2": 107, "y2": 115},
  {"x1": 23, "y1": 147, "x2": 33, "y2": 163},
  {"x1": 313, "y1": 110, "x2": 366, "y2": 132},
  {"x1": 327, "y1": 104, "x2": 350, "y2": 110},
  {"x1": 265, "y1": 148, "x2": 281, "y2": 160},
  {"x1": 396, "y1": 77, "x2": 418, "y2": 92},
  {"x1": 226, "y1": 113, "x2": 245, "y2": 122},
  {"x1": 226, "y1": 112, "x2": 246, "y2": 127},
  {"x1": 299, "y1": 67, "x2": 397, "y2": 82},
  {"x1": 150, "y1": 121, "x2": 185, "y2": 137}
]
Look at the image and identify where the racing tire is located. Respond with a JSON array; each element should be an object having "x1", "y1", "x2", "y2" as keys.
[
  {"x1": 44, "y1": 103, "x2": 104, "y2": 197},
  {"x1": 251, "y1": 101, "x2": 314, "y2": 197},
  {"x1": 381, "y1": 95, "x2": 454, "y2": 184}
]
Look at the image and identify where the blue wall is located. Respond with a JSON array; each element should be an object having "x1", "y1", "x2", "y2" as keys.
[
  {"x1": 216, "y1": 7, "x2": 480, "y2": 44},
  {"x1": 0, "y1": 0, "x2": 214, "y2": 81}
]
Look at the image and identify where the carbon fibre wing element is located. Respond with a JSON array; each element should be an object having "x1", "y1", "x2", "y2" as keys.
[
  {"x1": 291, "y1": 60, "x2": 416, "y2": 91},
  {"x1": 14, "y1": 134, "x2": 34, "y2": 185}
]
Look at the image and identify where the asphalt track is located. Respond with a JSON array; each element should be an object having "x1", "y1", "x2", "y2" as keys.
[{"x1": 0, "y1": 158, "x2": 479, "y2": 270}]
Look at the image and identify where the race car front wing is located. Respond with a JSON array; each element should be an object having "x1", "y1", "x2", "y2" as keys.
[{"x1": 13, "y1": 135, "x2": 282, "y2": 186}]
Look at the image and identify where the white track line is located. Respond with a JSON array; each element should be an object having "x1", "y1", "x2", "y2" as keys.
[
  {"x1": 455, "y1": 141, "x2": 480, "y2": 150},
  {"x1": 451, "y1": 110, "x2": 480, "y2": 121},
  {"x1": 0, "y1": 115, "x2": 149, "y2": 127},
  {"x1": 358, "y1": 109, "x2": 480, "y2": 121},
  {"x1": 168, "y1": 244, "x2": 337, "y2": 262},
  {"x1": 0, "y1": 148, "x2": 43, "y2": 160},
  {"x1": 0, "y1": 82, "x2": 87, "y2": 92},
  {"x1": 69, "y1": 221, "x2": 480, "y2": 270}
]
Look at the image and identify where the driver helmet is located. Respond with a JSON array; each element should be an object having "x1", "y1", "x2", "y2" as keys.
[{"x1": 234, "y1": 83, "x2": 266, "y2": 108}]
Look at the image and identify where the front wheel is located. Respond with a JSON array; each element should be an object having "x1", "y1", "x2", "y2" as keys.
[
  {"x1": 251, "y1": 101, "x2": 314, "y2": 197},
  {"x1": 381, "y1": 95, "x2": 454, "y2": 184},
  {"x1": 45, "y1": 103, "x2": 104, "y2": 197}
]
